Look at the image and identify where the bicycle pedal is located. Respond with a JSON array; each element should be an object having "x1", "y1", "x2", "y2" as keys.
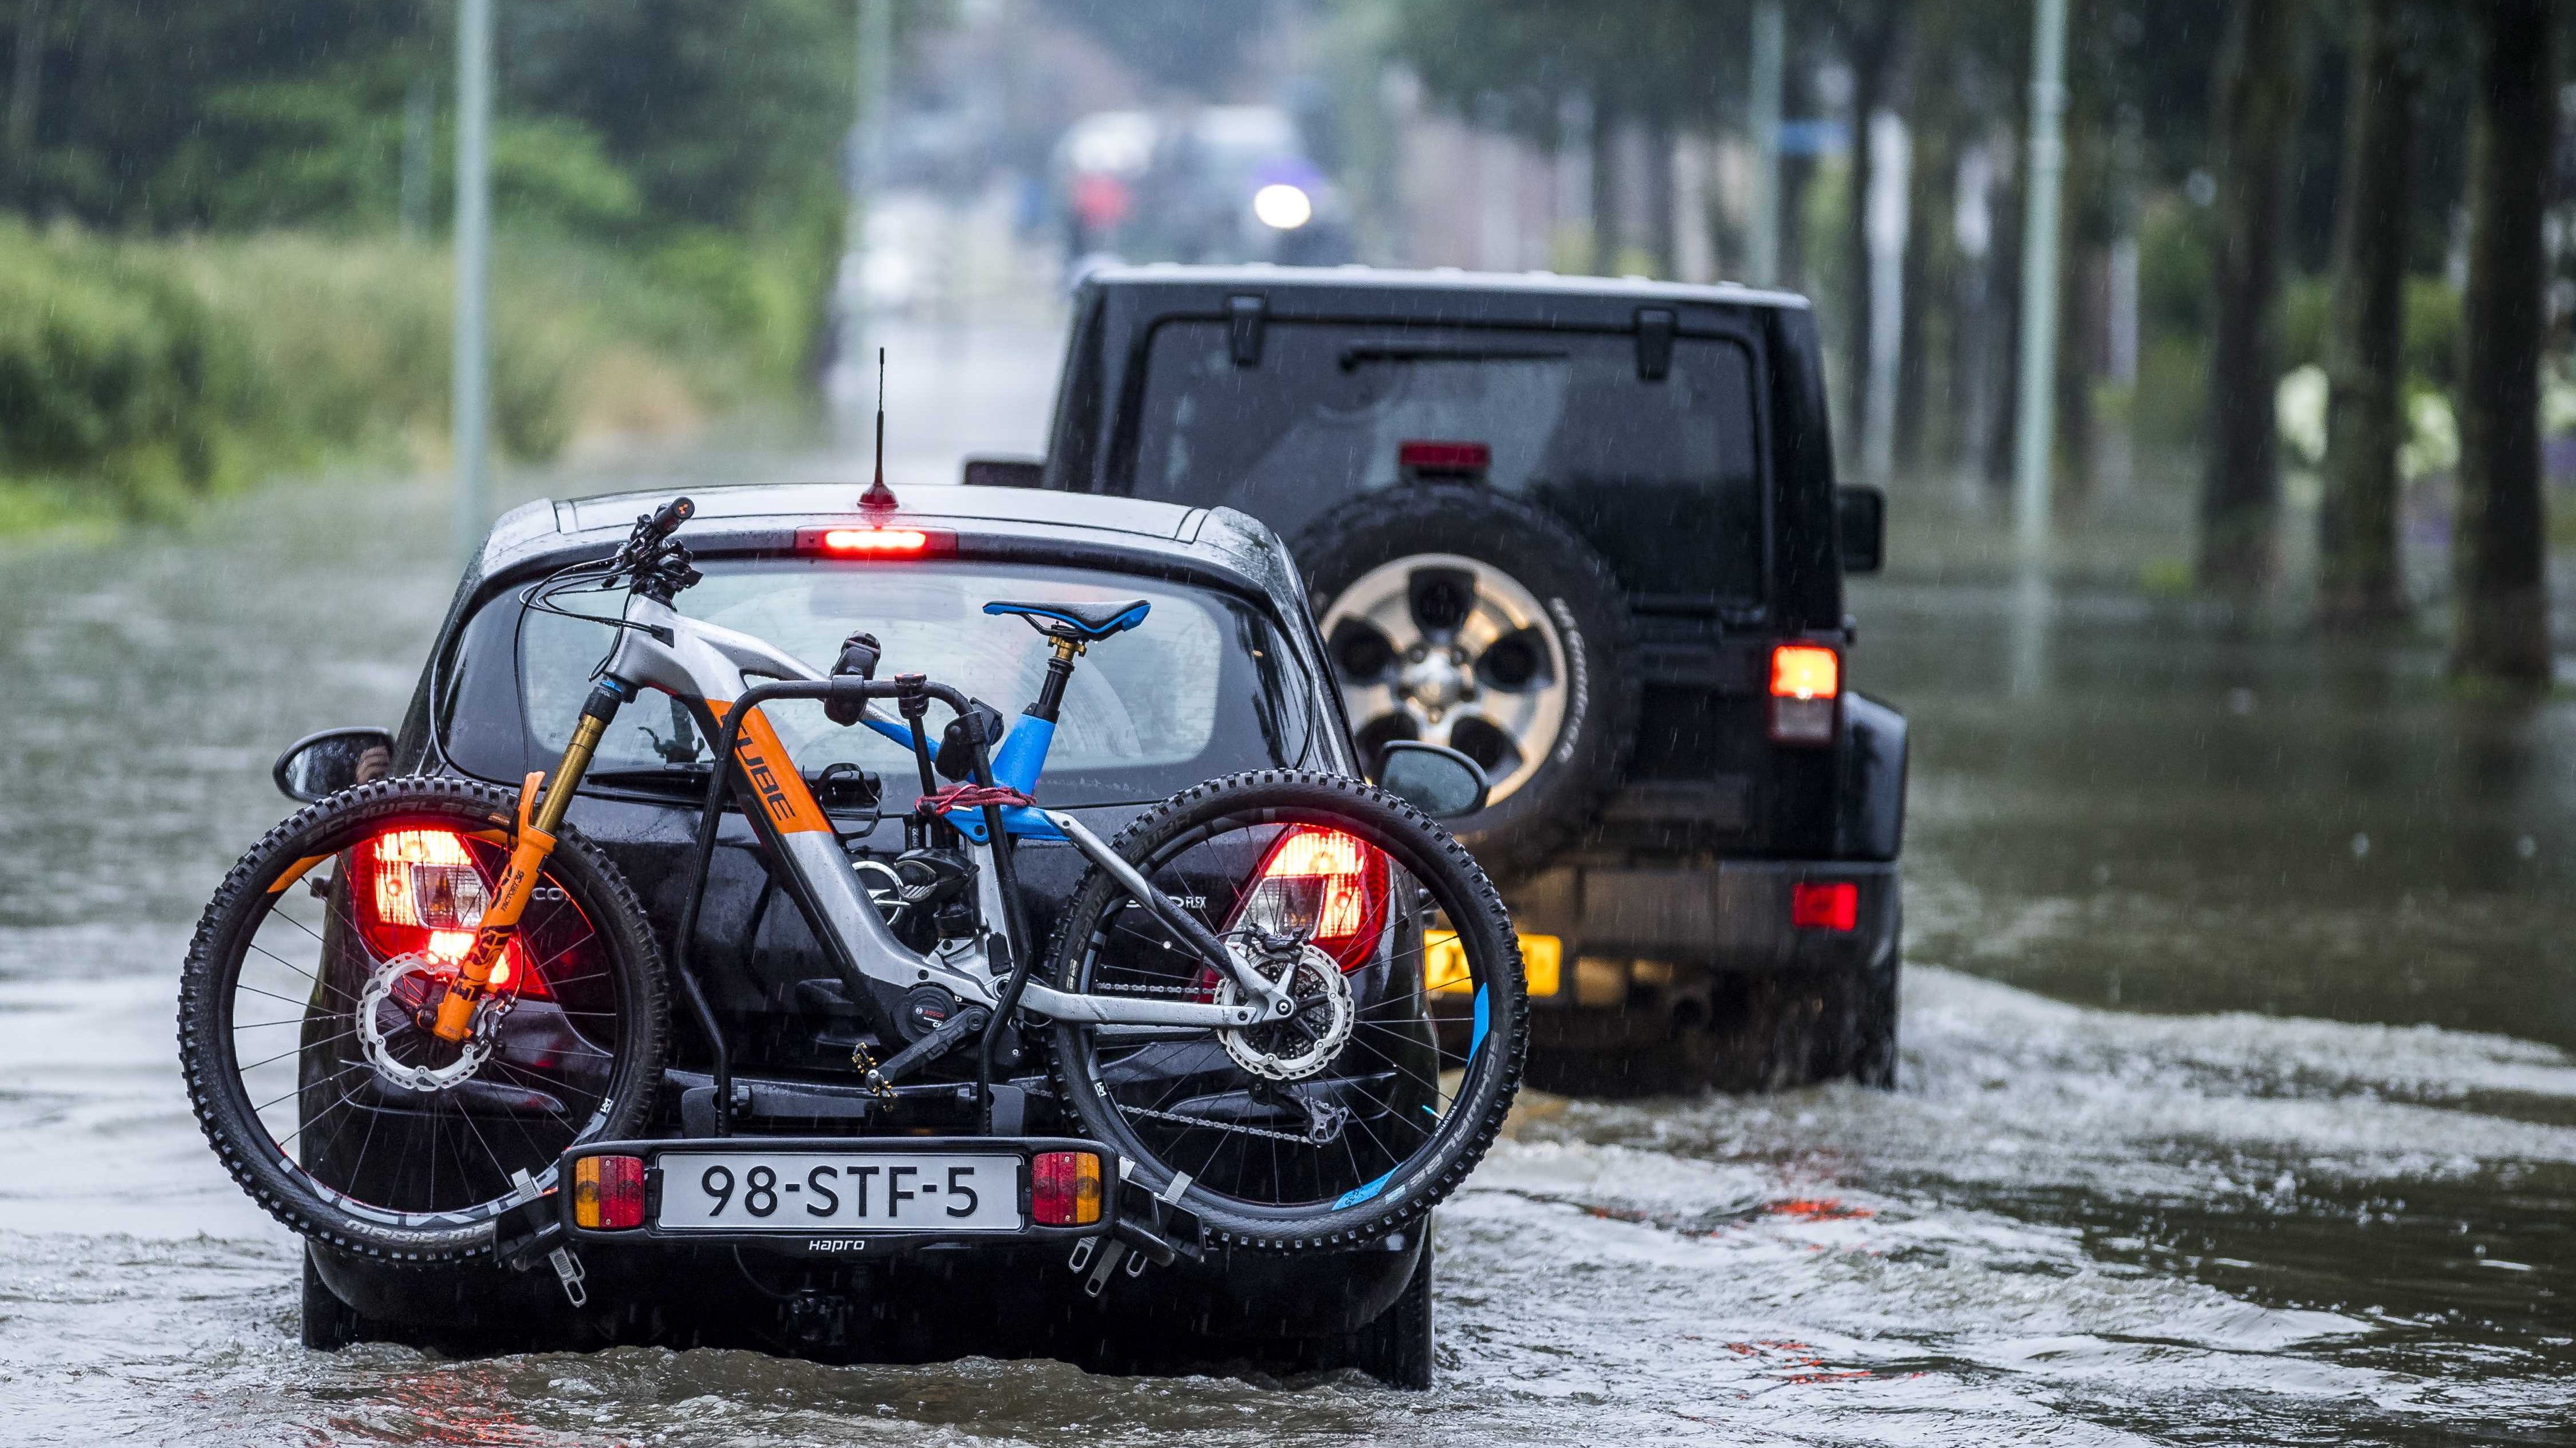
[{"x1": 848, "y1": 1044, "x2": 899, "y2": 1102}]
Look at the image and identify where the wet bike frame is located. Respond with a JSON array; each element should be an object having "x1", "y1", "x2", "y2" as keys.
[{"x1": 426, "y1": 518, "x2": 1303, "y2": 1142}]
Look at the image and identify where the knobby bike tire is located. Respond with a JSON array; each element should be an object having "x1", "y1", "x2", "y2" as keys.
[
  {"x1": 1043, "y1": 770, "x2": 1528, "y2": 1252},
  {"x1": 178, "y1": 775, "x2": 667, "y2": 1264}
]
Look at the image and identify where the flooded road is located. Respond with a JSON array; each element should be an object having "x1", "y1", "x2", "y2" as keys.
[{"x1": 4, "y1": 339, "x2": 2573, "y2": 1442}]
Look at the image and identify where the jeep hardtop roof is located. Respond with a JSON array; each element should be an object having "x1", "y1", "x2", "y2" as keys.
[{"x1": 1080, "y1": 262, "x2": 1809, "y2": 322}]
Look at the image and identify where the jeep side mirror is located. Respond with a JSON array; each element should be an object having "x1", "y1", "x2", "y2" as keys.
[
  {"x1": 1373, "y1": 741, "x2": 1490, "y2": 819},
  {"x1": 1836, "y1": 486, "x2": 1885, "y2": 574},
  {"x1": 962, "y1": 455, "x2": 1044, "y2": 488},
  {"x1": 274, "y1": 727, "x2": 394, "y2": 803}
]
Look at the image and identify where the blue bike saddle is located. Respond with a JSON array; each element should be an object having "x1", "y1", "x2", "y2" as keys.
[{"x1": 982, "y1": 598, "x2": 1151, "y2": 642}]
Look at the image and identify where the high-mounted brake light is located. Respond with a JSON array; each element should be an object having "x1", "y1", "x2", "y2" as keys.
[
  {"x1": 1768, "y1": 644, "x2": 1841, "y2": 745},
  {"x1": 1031, "y1": 1151, "x2": 1102, "y2": 1226},
  {"x1": 1397, "y1": 440, "x2": 1491, "y2": 473},
  {"x1": 1225, "y1": 826, "x2": 1391, "y2": 971},
  {"x1": 1791, "y1": 881, "x2": 1859, "y2": 932},
  {"x1": 795, "y1": 524, "x2": 958, "y2": 558},
  {"x1": 573, "y1": 1154, "x2": 647, "y2": 1229}
]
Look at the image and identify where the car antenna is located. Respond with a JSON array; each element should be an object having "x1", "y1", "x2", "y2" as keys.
[{"x1": 859, "y1": 347, "x2": 898, "y2": 511}]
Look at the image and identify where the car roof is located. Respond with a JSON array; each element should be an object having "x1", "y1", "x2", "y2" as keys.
[
  {"x1": 475, "y1": 481, "x2": 1308, "y2": 613},
  {"x1": 1082, "y1": 262, "x2": 1809, "y2": 313}
]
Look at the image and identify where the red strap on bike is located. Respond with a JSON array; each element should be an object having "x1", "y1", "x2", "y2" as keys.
[{"x1": 919, "y1": 783, "x2": 1038, "y2": 814}]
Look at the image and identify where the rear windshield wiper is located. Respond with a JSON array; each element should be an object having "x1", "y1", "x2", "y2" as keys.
[{"x1": 1338, "y1": 344, "x2": 1568, "y2": 372}]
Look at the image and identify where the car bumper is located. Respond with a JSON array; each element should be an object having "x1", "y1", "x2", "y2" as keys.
[
  {"x1": 558, "y1": 1135, "x2": 1118, "y2": 1258},
  {"x1": 1503, "y1": 858, "x2": 1900, "y2": 1002}
]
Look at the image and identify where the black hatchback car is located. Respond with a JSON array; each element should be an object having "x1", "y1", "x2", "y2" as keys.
[{"x1": 276, "y1": 482, "x2": 1439, "y2": 1384}]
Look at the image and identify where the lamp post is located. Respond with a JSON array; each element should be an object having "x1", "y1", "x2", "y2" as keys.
[
  {"x1": 2011, "y1": 0, "x2": 2070, "y2": 566},
  {"x1": 452, "y1": 0, "x2": 493, "y2": 567},
  {"x1": 1747, "y1": 0, "x2": 1785, "y2": 288}
]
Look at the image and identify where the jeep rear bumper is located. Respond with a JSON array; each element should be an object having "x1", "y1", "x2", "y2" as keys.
[{"x1": 1504, "y1": 858, "x2": 1899, "y2": 997}]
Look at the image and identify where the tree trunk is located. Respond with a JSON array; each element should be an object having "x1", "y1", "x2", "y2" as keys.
[
  {"x1": 2451, "y1": 0, "x2": 2553, "y2": 686},
  {"x1": 1646, "y1": 113, "x2": 1678, "y2": 278},
  {"x1": 2196, "y1": 0, "x2": 2307, "y2": 603},
  {"x1": 1590, "y1": 102, "x2": 1620, "y2": 277},
  {"x1": 2317, "y1": 0, "x2": 2415, "y2": 632},
  {"x1": 7, "y1": 0, "x2": 50, "y2": 202}
]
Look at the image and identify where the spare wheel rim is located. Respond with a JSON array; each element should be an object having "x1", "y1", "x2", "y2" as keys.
[{"x1": 1318, "y1": 552, "x2": 1571, "y2": 807}]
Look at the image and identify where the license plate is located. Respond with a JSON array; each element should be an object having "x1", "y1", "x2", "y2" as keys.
[{"x1": 655, "y1": 1152, "x2": 1022, "y2": 1233}]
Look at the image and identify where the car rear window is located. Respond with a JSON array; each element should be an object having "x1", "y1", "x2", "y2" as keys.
[
  {"x1": 438, "y1": 558, "x2": 1319, "y2": 807},
  {"x1": 1121, "y1": 320, "x2": 1764, "y2": 607}
]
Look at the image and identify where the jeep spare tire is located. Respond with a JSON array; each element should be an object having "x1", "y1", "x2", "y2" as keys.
[{"x1": 1293, "y1": 487, "x2": 1636, "y2": 881}]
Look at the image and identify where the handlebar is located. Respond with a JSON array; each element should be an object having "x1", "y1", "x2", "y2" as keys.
[
  {"x1": 641, "y1": 495, "x2": 694, "y2": 543},
  {"x1": 617, "y1": 496, "x2": 701, "y2": 603}
]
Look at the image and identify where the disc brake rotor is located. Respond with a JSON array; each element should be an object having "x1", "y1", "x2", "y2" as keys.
[
  {"x1": 356, "y1": 953, "x2": 498, "y2": 1093},
  {"x1": 1214, "y1": 941, "x2": 1354, "y2": 1081}
]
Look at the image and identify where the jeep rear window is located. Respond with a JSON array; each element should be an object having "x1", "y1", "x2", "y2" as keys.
[
  {"x1": 1122, "y1": 321, "x2": 1764, "y2": 607},
  {"x1": 437, "y1": 559, "x2": 1318, "y2": 807}
]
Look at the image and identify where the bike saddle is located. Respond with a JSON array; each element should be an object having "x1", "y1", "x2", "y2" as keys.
[{"x1": 982, "y1": 598, "x2": 1151, "y2": 642}]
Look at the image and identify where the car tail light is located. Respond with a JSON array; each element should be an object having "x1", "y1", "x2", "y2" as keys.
[
  {"x1": 1226, "y1": 826, "x2": 1391, "y2": 970},
  {"x1": 1769, "y1": 643, "x2": 1841, "y2": 745},
  {"x1": 795, "y1": 524, "x2": 958, "y2": 558},
  {"x1": 1791, "y1": 881, "x2": 1859, "y2": 932},
  {"x1": 1397, "y1": 440, "x2": 1491, "y2": 473},
  {"x1": 1031, "y1": 1151, "x2": 1102, "y2": 1226},
  {"x1": 348, "y1": 828, "x2": 544, "y2": 992},
  {"x1": 573, "y1": 1154, "x2": 647, "y2": 1229}
]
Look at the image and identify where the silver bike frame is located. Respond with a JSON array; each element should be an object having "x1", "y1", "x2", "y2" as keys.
[{"x1": 598, "y1": 593, "x2": 1273, "y2": 1030}]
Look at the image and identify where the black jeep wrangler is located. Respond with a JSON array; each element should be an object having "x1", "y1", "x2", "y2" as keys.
[{"x1": 979, "y1": 265, "x2": 1904, "y2": 1091}]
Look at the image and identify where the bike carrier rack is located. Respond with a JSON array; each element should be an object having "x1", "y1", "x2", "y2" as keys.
[{"x1": 668, "y1": 674, "x2": 1038, "y2": 1138}]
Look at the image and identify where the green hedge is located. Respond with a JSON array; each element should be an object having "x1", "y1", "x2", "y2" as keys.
[{"x1": 0, "y1": 222, "x2": 819, "y2": 524}]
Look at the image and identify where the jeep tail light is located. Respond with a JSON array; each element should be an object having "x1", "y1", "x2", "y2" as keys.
[
  {"x1": 1792, "y1": 881, "x2": 1859, "y2": 932},
  {"x1": 1769, "y1": 644, "x2": 1841, "y2": 746},
  {"x1": 1397, "y1": 440, "x2": 1491, "y2": 473},
  {"x1": 1032, "y1": 1151, "x2": 1102, "y2": 1225},
  {"x1": 1226, "y1": 826, "x2": 1391, "y2": 970},
  {"x1": 573, "y1": 1154, "x2": 646, "y2": 1229},
  {"x1": 348, "y1": 828, "x2": 543, "y2": 993},
  {"x1": 795, "y1": 524, "x2": 958, "y2": 558}
]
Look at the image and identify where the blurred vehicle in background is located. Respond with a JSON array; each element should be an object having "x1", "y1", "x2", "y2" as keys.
[{"x1": 1051, "y1": 105, "x2": 1353, "y2": 271}]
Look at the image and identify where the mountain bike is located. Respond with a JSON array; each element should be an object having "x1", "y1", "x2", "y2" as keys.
[{"x1": 179, "y1": 497, "x2": 1527, "y2": 1264}]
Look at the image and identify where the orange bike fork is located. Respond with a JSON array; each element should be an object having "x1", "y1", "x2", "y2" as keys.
[{"x1": 430, "y1": 707, "x2": 613, "y2": 1041}]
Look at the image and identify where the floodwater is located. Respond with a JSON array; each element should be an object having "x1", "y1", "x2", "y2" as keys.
[{"x1": 4, "y1": 326, "x2": 2573, "y2": 1444}]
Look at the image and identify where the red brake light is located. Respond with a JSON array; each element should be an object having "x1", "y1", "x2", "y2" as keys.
[
  {"x1": 1397, "y1": 440, "x2": 1492, "y2": 472},
  {"x1": 1769, "y1": 644, "x2": 1841, "y2": 745},
  {"x1": 1226, "y1": 826, "x2": 1391, "y2": 971},
  {"x1": 573, "y1": 1154, "x2": 646, "y2": 1229},
  {"x1": 348, "y1": 829, "x2": 546, "y2": 995},
  {"x1": 1031, "y1": 1151, "x2": 1102, "y2": 1225},
  {"x1": 795, "y1": 524, "x2": 958, "y2": 558},
  {"x1": 1791, "y1": 881, "x2": 1859, "y2": 932}
]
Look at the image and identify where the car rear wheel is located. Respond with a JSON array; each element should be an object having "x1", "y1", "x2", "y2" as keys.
[
  {"x1": 1292, "y1": 487, "x2": 1636, "y2": 882},
  {"x1": 301, "y1": 1247, "x2": 373, "y2": 1350}
]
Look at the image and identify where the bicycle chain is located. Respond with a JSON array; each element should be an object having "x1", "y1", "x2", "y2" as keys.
[{"x1": 1117, "y1": 1101, "x2": 1314, "y2": 1145}]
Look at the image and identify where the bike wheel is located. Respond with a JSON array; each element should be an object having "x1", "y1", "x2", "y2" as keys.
[
  {"x1": 1045, "y1": 770, "x2": 1527, "y2": 1251},
  {"x1": 179, "y1": 776, "x2": 666, "y2": 1262}
]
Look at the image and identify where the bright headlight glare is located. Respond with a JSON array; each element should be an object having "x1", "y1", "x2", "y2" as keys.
[{"x1": 1252, "y1": 183, "x2": 1313, "y2": 230}]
